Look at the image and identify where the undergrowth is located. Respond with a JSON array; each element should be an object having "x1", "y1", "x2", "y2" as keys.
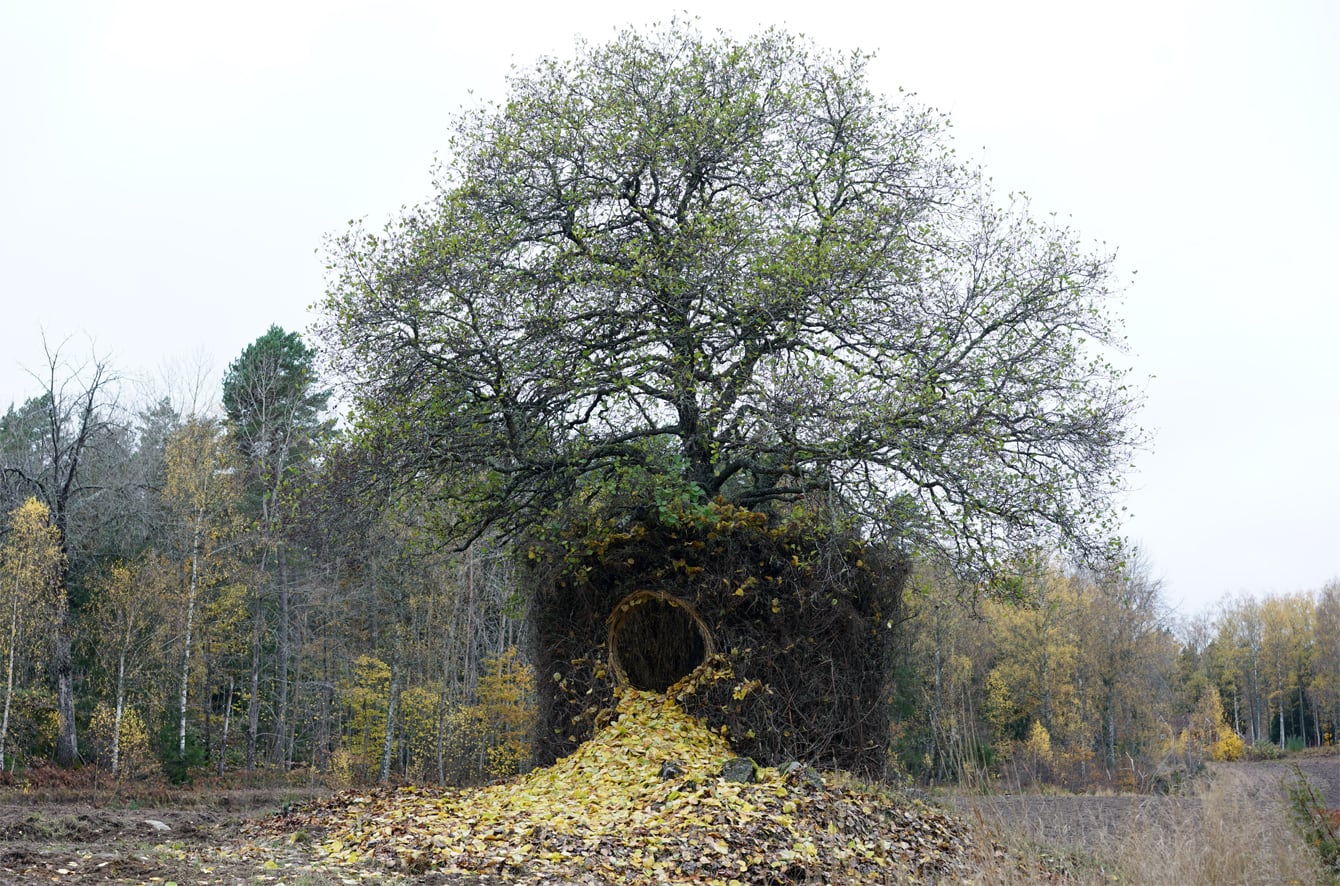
[{"x1": 1283, "y1": 763, "x2": 1340, "y2": 877}]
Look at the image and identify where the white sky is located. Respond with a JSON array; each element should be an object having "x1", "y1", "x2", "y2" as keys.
[{"x1": 2, "y1": 0, "x2": 1336, "y2": 616}]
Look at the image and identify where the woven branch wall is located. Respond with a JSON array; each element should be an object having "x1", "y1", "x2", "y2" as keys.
[{"x1": 527, "y1": 504, "x2": 909, "y2": 778}]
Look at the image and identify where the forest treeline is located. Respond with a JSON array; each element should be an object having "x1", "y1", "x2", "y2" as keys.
[
  {"x1": 0, "y1": 333, "x2": 1336, "y2": 789},
  {"x1": 898, "y1": 561, "x2": 1337, "y2": 791}
]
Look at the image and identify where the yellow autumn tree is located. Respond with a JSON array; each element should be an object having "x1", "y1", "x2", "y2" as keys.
[
  {"x1": 86, "y1": 557, "x2": 170, "y2": 776},
  {"x1": 1017, "y1": 719, "x2": 1054, "y2": 785},
  {"x1": 87, "y1": 702, "x2": 154, "y2": 779},
  {"x1": 984, "y1": 569, "x2": 1084, "y2": 748},
  {"x1": 440, "y1": 646, "x2": 537, "y2": 784},
  {"x1": 338, "y1": 654, "x2": 391, "y2": 782},
  {"x1": 474, "y1": 646, "x2": 535, "y2": 778},
  {"x1": 398, "y1": 684, "x2": 442, "y2": 782},
  {"x1": 1177, "y1": 684, "x2": 1244, "y2": 763},
  {"x1": 0, "y1": 498, "x2": 64, "y2": 771}
]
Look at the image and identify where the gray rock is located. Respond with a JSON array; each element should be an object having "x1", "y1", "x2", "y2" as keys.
[
  {"x1": 720, "y1": 757, "x2": 758, "y2": 783},
  {"x1": 658, "y1": 759, "x2": 685, "y2": 780},
  {"x1": 781, "y1": 761, "x2": 823, "y2": 788},
  {"x1": 143, "y1": 819, "x2": 171, "y2": 832}
]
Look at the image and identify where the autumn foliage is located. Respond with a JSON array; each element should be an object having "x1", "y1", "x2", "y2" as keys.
[{"x1": 273, "y1": 690, "x2": 981, "y2": 884}]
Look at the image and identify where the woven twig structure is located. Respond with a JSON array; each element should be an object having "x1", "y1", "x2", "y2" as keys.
[{"x1": 527, "y1": 503, "x2": 909, "y2": 778}]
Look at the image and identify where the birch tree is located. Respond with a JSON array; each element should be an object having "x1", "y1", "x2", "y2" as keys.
[
  {"x1": 162, "y1": 417, "x2": 243, "y2": 763},
  {"x1": 86, "y1": 557, "x2": 167, "y2": 776},
  {"x1": 0, "y1": 498, "x2": 63, "y2": 771}
]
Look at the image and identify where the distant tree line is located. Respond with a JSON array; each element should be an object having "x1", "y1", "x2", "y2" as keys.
[
  {"x1": 0, "y1": 332, "x2": 532, "y2": 785},
  {"x1": 0, "y1": 333, "x2": 1334, "y2": 788},
  {"x1": 894, "y1": 556, "x2": 1338, "y2": 791}
]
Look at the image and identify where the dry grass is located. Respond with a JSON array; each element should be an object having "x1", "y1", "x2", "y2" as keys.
[{"x1": 955, "y1": 764, "x2": 1330, "y2": 884}]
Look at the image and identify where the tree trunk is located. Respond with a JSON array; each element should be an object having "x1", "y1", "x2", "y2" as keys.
[
  {"x1": 1103, "y1": 686, "x2": 1116, "y2": 771},
  {"x1": 463, "y1": 552, "x2": 478, "y2": 696},
  {"x1": 274, "y1": 547, "x2": 290, "y2": 767},
  {"x1": 54, "y1": 620, "x2": 78, "y2": 767},
  {"x1": 111, "y1": 650, "x2": 127, "y2": 776},
  {"x1": 179, "y1": 517, "x2": 202, "y2": 760},
  {"x1": 1251, "y1": 657, "x2": 1262, "y2": 744},
  {"x1": 246, "y1": 593, "x2": 262, "y2": 771},
  {"x1": 930, "y1": 603, "x2": 946, "y2": 780},
  {"x1": 285, "y1": 630, "x2": 301, "y2": 767},
  {"x1": 1, "y1": 593, "x2": 18, "y2": 772},
  {"x1": 52, "y1": 520, "x2": 79, "y2": 768},
  {"x1": 202, "y1": 654, "x2": 213, "y2": 763},
  {"x1": 317, "y1": 632, "x2": 331, "y2": 774},
  {"x1": 219, "y1": 676, "x2": 233, "y2": 776},
  {"x1": 1298, "y1": 685, "x2": 1307, "y2": 747},
  {"x1": 379, "y1": 659, "x2": 401, "y2": 784}
]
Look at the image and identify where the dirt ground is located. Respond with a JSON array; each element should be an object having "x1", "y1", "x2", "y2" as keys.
[
  {"x1": 0, "y1": 785, "x2": 343, "y2": 885},
  {"x1": 0, "y1": 758, "x2": 1333, "y2": 885},
  {"x1": 0, "y1": 778, "x2": 519, "y2": 886}
]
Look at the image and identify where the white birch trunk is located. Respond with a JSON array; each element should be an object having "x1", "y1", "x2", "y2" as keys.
[
  {"x1": 111, "y1": 648, "x2": 127, "y2": 776},
  {"x1": 379, "y1": 660, "x2": 401, "y2": 784},
  {"x1": 179, "y1": 513, "x2": 202, "y2": 759},
  {"x1": 1, "y1": 591, "x2": 19, "y2": 771}
]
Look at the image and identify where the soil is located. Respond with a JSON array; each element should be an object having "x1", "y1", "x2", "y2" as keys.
[
  {"x1": 0, "y1": 758, "x2": 1333, "y2": 884},
  {"x1": 0, "y1": 785, "x2": 341, "y2": 885}
]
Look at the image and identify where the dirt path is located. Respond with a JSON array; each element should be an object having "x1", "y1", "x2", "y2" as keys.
[{"x1": 0, "y1": 786, "x2": 523, "y2": 884}]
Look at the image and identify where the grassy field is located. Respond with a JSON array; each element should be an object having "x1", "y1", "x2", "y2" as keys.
[{"x1": 954, "y1": 758, "x2": 1337, "y2": 884}]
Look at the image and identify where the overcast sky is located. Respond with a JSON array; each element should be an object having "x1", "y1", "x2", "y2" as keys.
[{"x1": 2, "y1": 0, "x2": 1336, "y2": 616}]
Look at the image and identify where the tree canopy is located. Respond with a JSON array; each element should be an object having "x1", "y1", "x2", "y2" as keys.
[
  {"x1": 222, "y1": 325, "x2": 331, "y2": 526},
  {"x1": 222, "y1": 325, "x2": 329, "y2": 465},
  {"x1": 318, "y1": 23, "x2": 1140, "y2": 579}
]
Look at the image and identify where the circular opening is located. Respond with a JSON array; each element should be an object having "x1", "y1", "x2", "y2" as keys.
[{"x1": 608, "y1": 591, "x2": 713, "y2": 693}]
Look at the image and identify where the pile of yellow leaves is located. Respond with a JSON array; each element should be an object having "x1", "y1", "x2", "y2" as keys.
[{"x1": 271, "y1": 691, "x2": 977, "y2": 884}]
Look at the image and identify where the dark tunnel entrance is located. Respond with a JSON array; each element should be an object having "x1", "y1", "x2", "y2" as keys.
[{"x1": 607, "y1": 591, "x2": 713, "y2": 693}]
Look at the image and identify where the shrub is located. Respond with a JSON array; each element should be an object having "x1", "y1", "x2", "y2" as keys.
[
  {"x1": 87, "y1": 703, "x2": 155, "y2": 779},
  {"x1": 1212, "y1": 729, "x2": 1245, "y2": 762},
  {"x1": 156, "y1": 715, "x2": 208, "y2": 784},
  {"x1": 1283, "y1": 764, "x2": 1340, "y2": 874},
  {"x1": 1248, "y1": 740, "x2": 1282, "y2": 761}
]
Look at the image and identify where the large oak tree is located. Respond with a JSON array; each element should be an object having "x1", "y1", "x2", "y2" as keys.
[{"x1": 318, "y1": 23, "x2": 1140, "y2": 581}]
